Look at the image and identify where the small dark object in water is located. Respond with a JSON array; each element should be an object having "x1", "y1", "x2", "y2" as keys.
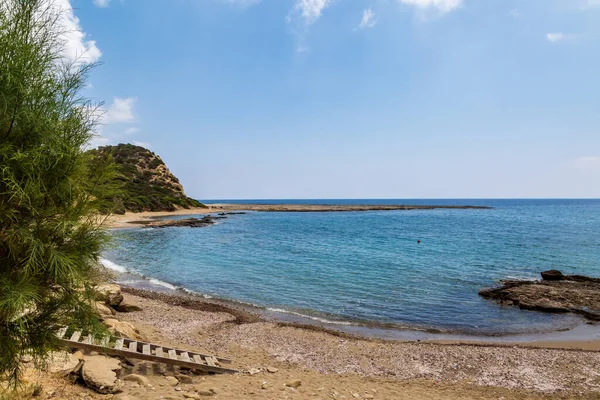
[{"x1": 417, "y1": 240, "x2": 421, "y2": 244}]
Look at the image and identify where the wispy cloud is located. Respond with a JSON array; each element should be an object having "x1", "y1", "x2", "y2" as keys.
[
  {"x1": 51, "y1": 0, "x2": 101, "y2": 64},
  {"x1": 93, "y1": 0, "x2": 111, "y2": 8},
  {"x1": 103, "y1": 97, "x2": 136, "y2": 124},
  {"x1": 398, "y1": 0, "x2": 463, "y2": 13},
  {"x1": 546, "y1": 32, "x2": 564, "y2": 42},
  {"x1": 294, "y1": 0, "x2": 332, "y2": 23},
  {"x1": 359, "y1": 8, "x2": 377, "y2": 29},
  {"x1": 124, "y1": 127, "x2": 140, "y2": 135}
]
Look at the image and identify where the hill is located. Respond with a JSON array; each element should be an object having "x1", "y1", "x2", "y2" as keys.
[{"x1": 88, "y1": 143, "x2": 205, "y2": 213}]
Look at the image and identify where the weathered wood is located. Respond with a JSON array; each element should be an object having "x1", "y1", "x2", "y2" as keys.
[
  {"x1": 128, "y1": 341, "x2": 138, "y2": 353},
  {"x1": 193, "y1": 355, "x2": 204, "y2": 365},
  {"x1": 69, "y1": 331, "x2": 81, "y2": 342},
  {"x1": 180, "y1": 352, "x2": 190, "y2": 363},
  {"x1": 55, "y1": 327, "x2": 237, "y2": 374},
  {"x1": 205, "y1": 357, "x2": 216, "y2": 367},
  {"x1": 57, "y1": 339, "x2": 237, "y2": 374}
]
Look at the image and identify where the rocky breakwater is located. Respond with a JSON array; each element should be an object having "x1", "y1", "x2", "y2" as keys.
[
  {"x1": 479, "y1": 270, "x2": 600, "y2": 321},
  {"x1": 128, "y1": 215, "x2": 224, "y2": 228}
]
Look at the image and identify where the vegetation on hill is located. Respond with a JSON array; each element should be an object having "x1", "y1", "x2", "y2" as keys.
[
  {"x1": 87, "y1": 144, "x2": 205, "y2": 213},
  {"x1": 0, "y1": 0, "x2": 113, "y2": 385}
]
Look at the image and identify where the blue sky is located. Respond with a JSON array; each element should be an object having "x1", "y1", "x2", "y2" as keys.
[{"x1": 61, "y1": 0, "x2": 600, "y2": 199}]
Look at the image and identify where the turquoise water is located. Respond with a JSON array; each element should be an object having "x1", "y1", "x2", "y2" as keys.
[{"x1": 103, "y1": 199, "x2": 600, "y2": 335}]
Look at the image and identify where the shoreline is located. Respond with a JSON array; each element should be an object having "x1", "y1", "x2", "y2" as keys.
[
  {"x1": 117, "y1": 280, "x2": 600, "y2": 350},
  {"x1": 208, "y1": 203, "x2": 493, "y2": 212}
]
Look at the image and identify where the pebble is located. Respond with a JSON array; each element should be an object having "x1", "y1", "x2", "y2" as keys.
[
  {"x1": 364, "y1": 395, "x2": 374, "y2": 399},
  {"x1": 285, "y1": 379, "x2": 302, "y2": 388},
  {"x1": 176, "y1": 374, "x2": 194, "y2": 384},
  {"x1": 166, "y1": 376, "x2": 179, "y2": 386},
  {"x1": 248, "y1": 368, "x2": 261, "y2": 375},
  {"x1": 352, "y1": 393, "x2": 360, "y2": 399},
  {"x1": 266, "y1": 366, "x2": 278, "y2": 373},
  {"x1": 122, "y1": 374, "x2": 149, "y2": 386},
  {"x1": 175, "y1": 387, "x2": 182, "y2": 391},
  {"x1": 196, "y1": 390, "x2": 214, "y2": 397},
  {"x1": 182, "y1": 393, "x2": 201, "y2": 400}
]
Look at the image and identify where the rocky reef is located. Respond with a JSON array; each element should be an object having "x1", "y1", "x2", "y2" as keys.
[{"x1": 479, "y1": 270, "x2": 600, "y2": 321}]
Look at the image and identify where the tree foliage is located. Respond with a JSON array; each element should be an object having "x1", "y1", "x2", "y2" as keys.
[{"x1": 0, "y1": 0, "x2": 117, "y2": 385}]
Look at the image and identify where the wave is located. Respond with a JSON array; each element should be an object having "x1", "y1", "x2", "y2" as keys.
[
  {"x1": 100, "y1": 258, "x2": 128, "y2": 273},
  {"x1": 266, "y1": 307, "x2": 354, "y2": 326}
]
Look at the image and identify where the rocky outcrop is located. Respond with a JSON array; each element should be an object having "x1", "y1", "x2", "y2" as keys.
[
  {"x1": 81, "y1": 355, "x2": 122, "y2": 394},
  {"x1": 87, "y1": 143, "x2": 205, "y2": 213},
  {"x1": 142, "y1": 216, "x2": 218, "y2": 228},
  {"x1": 103, "y1": 318, "x2": 142, "y2": 339},
  {"x1": 114, "y1": 297, "x2": 143, "y2": 313},
  {"x1": 95, "y1": 283, "x2": 124, "y2": 307},
  {"x1": 479, "y1": 270, "x2": 600, "y2": 321}
]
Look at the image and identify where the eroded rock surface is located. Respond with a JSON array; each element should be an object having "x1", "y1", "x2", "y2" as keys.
[
  {"x1": 479, "y1": 270, "x2": 600, "y2": 320},
  {"x1": 81, "y1": 355, "x2": 122, "y2": 394}
]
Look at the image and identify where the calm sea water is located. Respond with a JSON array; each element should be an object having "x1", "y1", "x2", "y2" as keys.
[{"x1": 103, "y1": 199, "x2": 600, "y2": 336}]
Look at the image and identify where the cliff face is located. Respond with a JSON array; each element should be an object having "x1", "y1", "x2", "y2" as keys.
[{"x1": 88, "y1": 143, "x2": 204, "y2": 213}]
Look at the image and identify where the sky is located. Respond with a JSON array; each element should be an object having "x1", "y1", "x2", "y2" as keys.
[{"x1": 56, "y1": 0, "x2": 600, "y2": 199}]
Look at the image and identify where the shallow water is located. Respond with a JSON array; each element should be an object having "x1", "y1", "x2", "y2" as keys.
[{"x1": 103, "y1": 199, "x2": 600, "y2": 335}]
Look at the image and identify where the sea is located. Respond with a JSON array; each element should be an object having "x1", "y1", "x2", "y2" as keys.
[{"x1": 102, "y1": 199, "x2": 600, "y2": 340}]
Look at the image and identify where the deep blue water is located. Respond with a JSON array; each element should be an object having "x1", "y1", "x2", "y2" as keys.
[{"x1": 103, "y1": 199, "x2": 600, "y2": 335}]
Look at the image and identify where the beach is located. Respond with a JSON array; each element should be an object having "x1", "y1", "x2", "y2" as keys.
[{"x1": 87, "y1": 203, "x2": 600, "y2": 399}]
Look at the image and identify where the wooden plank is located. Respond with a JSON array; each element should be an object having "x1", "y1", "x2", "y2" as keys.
[
  {"x1": 143, "y1": 344, "x2": 151, "y2": 355},
  {"x1": 155, "y1": 347, "x2": 164, "y2": 358},
  {"x1": 180, "y1": 352, "x2": 190, "y2": 362},
  {"x1": 168, "y1": 349, "x2": 178, "y2": 360},
  {"x1": 100, "y1": 337, "x2": 110, "y2": 348},
  {"x1": 114, "y1": 338, "x2": 124, "y2": 350},
  {"x1": 82, "y1": 335, "x2": 92, "y2": 345},
  {"x1": 205, "y1": 357, "x2": 216, "y2": 367},
  {"x1": 56, "y1": 339, "x2": 238, "y2": 374},
  {"x1": 209, "y1": 357, "x2": 219, "y2": 366},
  {"x1": 193, "y1": 355, "x2": 205, "y2": 365},
  {"x1": 128, "y1": 341, "x2": 138, "y2": 353},
  {"x1": 69, "y1": 331, "x2": 81, "y2": 342},
  {"x1": 56, "y1": 327, "x2": 68, "y2": 339}
]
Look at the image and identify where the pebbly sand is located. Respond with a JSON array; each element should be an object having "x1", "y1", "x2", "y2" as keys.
[{"x1": 99, "y1": 287, "x2": 600, "y2": 399}]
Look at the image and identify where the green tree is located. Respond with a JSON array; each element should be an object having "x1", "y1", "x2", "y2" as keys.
[{"x1": 0, "y1": 0, "x2": 117, "y2": 385}]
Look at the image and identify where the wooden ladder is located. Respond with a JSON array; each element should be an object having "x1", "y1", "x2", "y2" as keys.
[{"x1": 55, "y1": 327, "x2": 238, "y2": 374}]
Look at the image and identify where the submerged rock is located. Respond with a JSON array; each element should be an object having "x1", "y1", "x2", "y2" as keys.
[
  {"x1": 144, "y1": 216, "x2": 217, "y2": 228},
  {"x1": 479, "y1": 270, "x2": 600, "y2": 321}
]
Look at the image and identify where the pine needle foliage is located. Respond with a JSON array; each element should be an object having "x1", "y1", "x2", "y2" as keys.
[{"x1": 0, "y1": 0, "x2": 118, "y2": 386}]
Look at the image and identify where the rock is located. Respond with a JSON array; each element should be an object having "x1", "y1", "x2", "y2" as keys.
[
  {"x1": 46, "y1": 352, "x2": 82, "y2": 376},
  {"x1": 94, "y1": 301, "x2": 116, "y2": 317},
  {"x1": 352, "y1": 393, "x2": 360, "y2": 399},
  {"x1": 81, "y1": 355, "x2": 122, "y2": 394},
  {"x1": 103, "y1": 318, "x2": 140, "y2": 339},
  {"x1": 114, "y1": 297, "x2": 143, "y2": 313},
  {"x1": 115, "y1": 395, "x2": 136, "y2": 400},
  {"x1": 364, "y1": 395, "x2": 374, "y2": 399},
  {"x1": 541, "y1": 270, "x2": 564, "y2": 281},
  {"x1": 20, "y1": 354, "x2": 33, "y2": 363},
  {"x1": 73, "y1": 351, "x2": 84, "y2": 360},
  {"x1": 145, "y1": 216, "x2": 217, "y2": 229},
  {"x1": 123, "y1": 373, "x2": 149, "y2": 385},
  {"x1": 166, "y1": 376, "x2": 179, "y2": 386},
  {"x1": 165, "y1": 397, "x2": 183, "y2": 400},
  {"x1": 182, "y1": 393, "x2": 201, "y2": 399},
  {"x1": 95, "y1": 283, "x2": 123, "y2": 307},
  {"x1": 196, "y1": 390, "x2": 214, "y2": 397},
  {"x1": 176, "y1": 373, "x2": 194, "y2": 384},
  {"x1": 479, "y1": 272, "x2": 600, "y2": 321},
  {"x1": 248, "y1": 368, "x2": 261, "y2": 375},
  {"x1": 266, "y1": 366, "x2": 278, "y2": 373},
  {"x1": 285, "y1": 380, "x2": 302, "y2": 388},
  {"x1": 261, "y1": 383, "x2": 269, "y2": 390}
]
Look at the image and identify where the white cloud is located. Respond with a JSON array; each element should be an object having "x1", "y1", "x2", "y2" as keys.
[
  {"x1": 546, "y1": 32, "x2": 565, "y2": 42},
  {"x1": 359, "y1": 8, "x2": 377, "y2": 29},
  {"x1": 295, "y1": 0, "x2": 332, "y2": 23},
  {"x1": 124, "y1": 127, "x2": 140, "y2": 135},
  {"x1": 103, "y1": 97, "x2": 136, "y2": 124},
  {"x1": 93, "y1": 0, "x2": 111, "y2": 7},
  {"x1": 50, "y1": 0, "x2": 102, "y2": 64},
  {"x1": 510, "y1": 8, "x2": 521, "y2": 18},
  {"x1": 398, "y1": 0, "x2": 463, "y2": 13}
]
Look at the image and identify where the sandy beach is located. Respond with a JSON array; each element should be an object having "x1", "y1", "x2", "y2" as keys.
[
  {"x1": 104, "y1": 207, "x2": 216, "y2": 229},
  {"x1": 57, "y1": 286, "x2": 600, "y2": 399}
]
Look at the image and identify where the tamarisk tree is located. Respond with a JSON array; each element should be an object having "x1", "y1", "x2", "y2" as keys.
[{"x1": 0, "y1": 0, "x2": 118, "y2": 385}]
